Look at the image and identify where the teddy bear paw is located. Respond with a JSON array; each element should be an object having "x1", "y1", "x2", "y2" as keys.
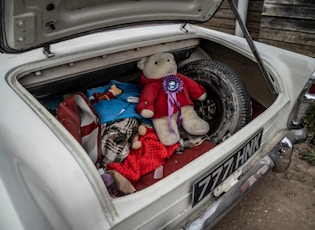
[
  {"x1": 158, "y1": 133, "x2": 180, "y2": 146},
  {"x1": 132, "y1": 140, "x2": 142, "y2": 149},
  {"x1": 138, "y1": 125, "x2": 147, "y2": 136},
  {"x1": 140, "y1": 109, "x2": 154, "y2": 118},
  {"x1": 184, "y1": 119, "x2": 210, "y2": 136}
]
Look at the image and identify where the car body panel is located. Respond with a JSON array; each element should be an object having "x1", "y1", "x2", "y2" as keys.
[
  {"x1": 1, "y1": 23, "x2": 315, "y2": 229},
  {"x1": 0, "y1": 76, "x2": 113, "y2": 229},
  {"x1": 0, "y1": 0, "x2": 223, "y2": 52}
]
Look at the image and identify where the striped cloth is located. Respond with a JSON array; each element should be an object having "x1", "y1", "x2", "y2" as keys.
[{"x1": 100, "y1": 118, "x2": 139, "y2": 166}]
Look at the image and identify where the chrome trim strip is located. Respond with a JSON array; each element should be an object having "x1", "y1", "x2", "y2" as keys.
[{"x1": 304, "y1": 92, "x2": 315, "y2": 101}]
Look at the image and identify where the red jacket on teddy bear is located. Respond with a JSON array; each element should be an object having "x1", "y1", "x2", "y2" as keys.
[{"x1": 136, "y1": 72, "x2": 206, "y2": 119}]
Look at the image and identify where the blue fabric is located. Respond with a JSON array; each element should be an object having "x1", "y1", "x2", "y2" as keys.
[{"x1": 87, "y1": 80, "x2": 152, "y2": 125}]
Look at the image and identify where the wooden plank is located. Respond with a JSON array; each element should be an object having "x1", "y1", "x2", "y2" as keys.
[
  {"x1": 259, "y1": 1, "x2": 315, "y2": 59},
  {"x1": 220, "y1": 0, "x2": 264, "y2": 13},
  {"x1": 247, "y1": 0, "x2": 264, "y2": 39},
  {"x1": 247, "y1": 11, "x2": 263, "y2": 23},
  {"x1": 259, "y1": 28, "x2": 315, "y2": 46},
  {"x1": 246, "y1": 21, "x2": 261, "y2": 33},
  {"x1": 247, "y1": 32, "x2": 259, "y2": 41},
  {"x1": 262, "y1": 3, "x2": 315, "y2": 20},
  {"x1": 221, "y1": 0, "x2": 264, "y2": 12},
  {"x1": 261, "y1": 17, "x2": 315, "y2": 33},
  {"x1": 264, "y1": 0, "x2": 315, "y2": 6},
  {"x1": 248, "y1": 1, "x2": 265, "y2": 12},
  {"x1": 203, "y1": 18, "x2": 236, "y2": 30},
  {"x1": 219, "y1": 0, "x2": 236, "y2": 9},
  {"x1": 203, "y1": 0, "x2": 263, "y2": 40},
  {"x1": 214, "y1": 9, "x2": 236, "y2": 20},
  {"x1": 258, "y1": 38, "x2": 315, "y2": 58}
]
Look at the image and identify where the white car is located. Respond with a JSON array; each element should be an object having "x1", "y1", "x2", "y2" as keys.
[{"x1": 1, "y1": 0, "x2": 314, "y2": 229}]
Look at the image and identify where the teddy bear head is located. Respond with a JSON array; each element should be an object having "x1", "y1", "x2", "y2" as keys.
[
  {"x1": 137, "y1": 53, "x2": 177, "y2": 79},
  {"x1": 109, "y1": 84, "x2": 122, "y2": 96}
]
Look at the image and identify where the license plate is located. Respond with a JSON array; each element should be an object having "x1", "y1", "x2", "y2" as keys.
[{"x1": 192, "y1": 128, "x2": 263, "y2": 207}]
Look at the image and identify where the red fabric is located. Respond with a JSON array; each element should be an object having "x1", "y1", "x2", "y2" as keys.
[
  {"x1": 136, "y1": 73, "x2": 206, "y2": 118},
  {"x1": 58, "y1": 98, "x2": 82, "y2": 144},
  {"x1": 107, "y1": 128, "x2": 179, "y2": 182},
  {"x1": 91, "y1": 91, "x2": 116, "y2": 104},
  {"x1": 134, "y1": 140, "x2": 216, "y2": 191},
  {"x1": 57, "y1": 93, "x2": 102, "y2": 164}
]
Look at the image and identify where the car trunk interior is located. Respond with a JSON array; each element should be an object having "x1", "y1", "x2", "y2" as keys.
[{"x1": 18, "y1": 37, "x2": 276, "y2": 193}]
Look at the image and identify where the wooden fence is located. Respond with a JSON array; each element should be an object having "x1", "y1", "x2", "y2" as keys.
[
  {"x1": 202, "y1": 0, "x2": 315, "y2": 58},
  {"x1": 259, "y1": 0, "x2": 315, "y2": 58}
]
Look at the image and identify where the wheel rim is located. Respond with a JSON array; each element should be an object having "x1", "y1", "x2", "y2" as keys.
[{"x1": 195, "y1": 81, "x2": 224, "y2": 136}]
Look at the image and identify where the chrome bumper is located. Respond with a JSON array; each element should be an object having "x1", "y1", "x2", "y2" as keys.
[
  {"x1": 269, "y1": 127, "x2": 308, "y2": 173},
  {"x1": 181, "y1": 127, "x2": 308, "y2": 230}
]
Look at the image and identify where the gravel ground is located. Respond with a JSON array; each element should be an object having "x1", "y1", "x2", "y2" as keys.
[{"x1": 213, "y1": 136, "x2": 315, "y2": 230}]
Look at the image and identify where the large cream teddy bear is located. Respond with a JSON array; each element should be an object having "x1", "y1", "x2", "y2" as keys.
[{"x1": 136, "y1": 52, "x2": 210, "y2": 146}]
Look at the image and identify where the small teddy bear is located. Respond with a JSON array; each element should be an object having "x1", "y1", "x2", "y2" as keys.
[
  {"x1": 91, "y1": 84, "x2": 122, "y2": 104},
  {"x1": 136, "y1": 52, "x2": 210, "y2": 146},
  {"x1": 130, "y1": 124, "x2": 147, "y2": 149}
]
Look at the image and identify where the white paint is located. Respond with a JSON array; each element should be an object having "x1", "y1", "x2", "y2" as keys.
[{"x1": 235, "y1": 0, "x2": 249, "y2": 37}]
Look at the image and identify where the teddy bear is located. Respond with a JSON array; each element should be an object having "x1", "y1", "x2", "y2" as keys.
[
  {"x1": 90, "y1": 83, "x2": 147, "y2": 150},
  {"x1": 90, "y1": 84, "x2": 122, "y2": 104},
  {"x1": 129, "y1": 124, "x2": 147, "y2": 149},
  {"x1": 136, "y1": 52, "x2": 210, "y2": 146}
]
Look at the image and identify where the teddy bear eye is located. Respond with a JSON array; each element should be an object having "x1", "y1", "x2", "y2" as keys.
[
  {"x1": 167, "y1": 59, "x2": 170, "y2": 62},
  {"x1": 154, "y1": 61, "x2": 158, "y2": 64}
]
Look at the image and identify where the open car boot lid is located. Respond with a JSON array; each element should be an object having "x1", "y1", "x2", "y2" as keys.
[{"x1": 0, "y1": 0, "x2": 224, "y2": 53}]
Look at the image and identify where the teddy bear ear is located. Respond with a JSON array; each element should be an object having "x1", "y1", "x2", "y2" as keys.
[{"x1": 137, "y1": 58, "x2": 147, "y2": 70}]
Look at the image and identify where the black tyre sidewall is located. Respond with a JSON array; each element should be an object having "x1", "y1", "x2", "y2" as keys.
[{"x1": 178, "y1": 59, "x2": 252, "y2": 143}]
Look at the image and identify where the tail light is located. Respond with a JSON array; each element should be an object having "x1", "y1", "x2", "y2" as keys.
[{"x1": 309, "y1": 83, "x2": 315, "y2": 94}]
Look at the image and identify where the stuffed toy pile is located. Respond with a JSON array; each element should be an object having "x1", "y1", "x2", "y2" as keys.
[{"x1": 136, "y1": 52, "x2": 210, "y2": 146}]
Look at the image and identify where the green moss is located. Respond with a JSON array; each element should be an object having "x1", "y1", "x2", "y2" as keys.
[
  {"x1": 301, "y1": 104, "x2": 315, "y2": 165},
  {"x1": 300, "y1": 149, "x2": 315, "y2": 166},
  {"x1": 304, "y1": 104, "x2": 315, "y2": 134}
]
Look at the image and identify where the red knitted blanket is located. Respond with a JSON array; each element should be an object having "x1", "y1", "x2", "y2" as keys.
[{"x1": 107, "y1": 128, "x2": 179, "y2": 182}]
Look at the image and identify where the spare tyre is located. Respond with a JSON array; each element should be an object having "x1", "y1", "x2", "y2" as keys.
[{"x1": 178, "y1": 59, "x2": 252, "y2": 143}]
